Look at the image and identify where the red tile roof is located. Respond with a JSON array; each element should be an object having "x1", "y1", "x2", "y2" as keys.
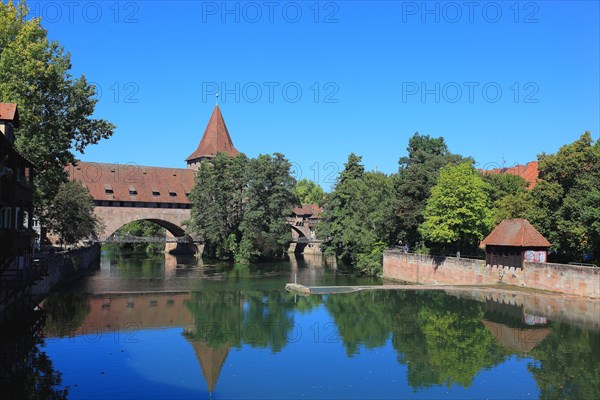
[
  {"x1": 480, "y1": 219, "x2": 551, "y2": 248},
  {"x1": 483, "y1": 161, "x2": 539, "y2": 188},
  {"x1": 68, "y1": 161, "x2": 195, "y2": 204},
  {"x1": 293, "y1": 203, "x2": 322, "y2": 217},
  {"x1": 0, "y1": 103, "x2": 19, "y2": 127},
  {"x1": 186, "y1": 105, "x2": 240, "y2": 162}
]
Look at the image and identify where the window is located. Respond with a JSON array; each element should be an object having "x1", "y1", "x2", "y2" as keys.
[
  {"x1": 129, "y1": 185, "x2": 137, "y2": 196},
  {"x1": 0, "y1": 208, "x2": 11, "y2": 229},
  {"x1": 152, "y1": 189, "x2": 160, "y2": 197},
  {"x1": 169, "y1": 191, "x2": 177, "y2": 197},
  {"x1": 104, "y1": 184, "x2": 114, "y2": 195}
]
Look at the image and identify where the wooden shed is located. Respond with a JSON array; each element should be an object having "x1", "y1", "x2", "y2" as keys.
[{"x1": 480, "y1": 219, "x2": 551, "y2": 268}]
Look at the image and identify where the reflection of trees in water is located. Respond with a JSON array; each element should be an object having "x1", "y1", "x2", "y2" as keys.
[
  {"x1": 325, "y1": 291, "x2": 395, "y2": 356},
  {"x1": 43, "y1": 293, "x2": 91, "y2": 337},
  {"x1": 3, "y1": 337, "x2": 68, "y2": 400},
  {"x1": 184, "y1": 290, "x2": 322, "y2": 352},
  {"x1": 326, "y1": 290, "x2": 600, "y2": 396},
  {"x1": 326, "y1": 291, "x2": 507, "y2": 388},
  {"x1": 1, "y1": 307, "x2": 67, "y2": 399},
  {"x1": 528, "y1": 322, "x2": 600, "y2": 400},
  {"x1": 406, "y1": 295, "x2": 506, "y2": 388}
]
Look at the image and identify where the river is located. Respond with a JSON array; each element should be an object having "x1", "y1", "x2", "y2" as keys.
[{"x1": 3, "y1": 248, "x2": 600, "y2": 399}]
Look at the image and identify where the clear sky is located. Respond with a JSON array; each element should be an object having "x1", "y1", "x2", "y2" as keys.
[{"x1": 29, "y1": 0, "x2": 599, "y2": 190}]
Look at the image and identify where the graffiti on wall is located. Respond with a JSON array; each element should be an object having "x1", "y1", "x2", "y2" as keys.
[{"x1": 524, "y1": 250, "x2": 547, "y2": 263}]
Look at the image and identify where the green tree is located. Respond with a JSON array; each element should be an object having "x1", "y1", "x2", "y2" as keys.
[
  {"x1": 494, "y1": 190, "x2": 535, "y2": 222},
  {"x1": 190, "y1": 152, "x2": 297, "y2": 264},
  {"x1": 528, "y1": 132, "x2": 599, "y2": 262},
  {"x1": 237, "y1": 153, "x2": 297, "y2": 264},
  {"x1": 190, "y1": 153, "x2": 249, "y2": 260},
  {"x1": 294, "y1": 178, "x2": 326, "y2": 205},
  {"x1": 319, "y1": 154, "x2": 396, "y2": 274},
  {"x1": 394, "y1": 133, "x2": 467, "y2": 248},
  {"x1": 419, "y1": 162, "x2": 493, "y2": 253},
  {"x1": 0, "y1": 1, "x2": 114, "y2": 211},
  {"x1": 44, "y1": 180, "x2": 101, "y2": 246},
  {"x1": 481, "y1": 173, "x2": 530, "y2": 224}
]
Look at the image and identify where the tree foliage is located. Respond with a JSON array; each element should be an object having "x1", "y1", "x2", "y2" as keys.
[
  {"x1": 419, "y1": 162, "x2": 493, "y2": 253},
  {"x1": 481, "y1": 173, "x2": 531, "y2": 224},
  {"x1": 190, "y1": 152, "x2": 297, "y2": 264},
  {"x1": 0, "y1": 1, "x2": 114, "y2": 211},
  {"x1": 319, "y1": 154, "x2": 396, "y2": 274},
  {"x1": 294, "y1": 178, "x2": 326, "y2": 206},
  {"x1": 44, "y1": 180, "x2": 101, "y2": 246},
  {"x1": 394, "y1": 133, "x2": 467, "y2": 248},
  {"x1": 115, "y1": 220, "x2": 166, "y2": 253},
  {"x1": 528, "y1": 132, "x2": 599, "y2": 262}
]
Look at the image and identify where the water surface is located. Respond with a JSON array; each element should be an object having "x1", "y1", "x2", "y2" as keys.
[{"x1": 4, "y1": 249, "x2": 600, "y2": 399}]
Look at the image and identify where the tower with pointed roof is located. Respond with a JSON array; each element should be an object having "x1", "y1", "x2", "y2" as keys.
[{"x1": 186, "y1": 105, "x2": 240, "y2": 170}]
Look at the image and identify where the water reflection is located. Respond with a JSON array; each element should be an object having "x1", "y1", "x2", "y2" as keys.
[
  {"x1": 0, "y1": 300, "x2": 67, "y2": 399},
  {"x1": 5, "y1": 250, "x2": 598, "y2": 399},
  {"x1": 36, "y1": 284, "x2": 600, "y2": 398}
]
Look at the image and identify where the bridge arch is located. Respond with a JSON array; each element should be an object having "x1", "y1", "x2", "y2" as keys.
[
  {"x1": 105, "y1": 218, "x2": 188, "y2": 240},
  {"x1": 290, "y1": 225, "x2": 309, "y2": 240},
  {"x1": 94, "y1": 206, "x2": 195, "y2": 243}
]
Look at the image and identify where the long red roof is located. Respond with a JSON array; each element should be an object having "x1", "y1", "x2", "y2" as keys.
[
  {"x1": 186, "y1": 105, "x2": 240, "y2": 161},
  {"x1": 68, "y1": 161, "x2": 195, "y2": 204}
]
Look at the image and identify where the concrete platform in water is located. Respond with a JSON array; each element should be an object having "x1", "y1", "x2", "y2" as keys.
[{"x1": 284, "y1": 282, "x2": 600, "y2": 300}]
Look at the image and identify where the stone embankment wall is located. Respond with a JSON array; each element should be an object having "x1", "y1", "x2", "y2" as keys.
[
  {"x1": 32, "y1": 244, "x2": 101, "y2": 295},
  {"x1": 383, "y1": 250, "x2": 600, "y2": 298}
]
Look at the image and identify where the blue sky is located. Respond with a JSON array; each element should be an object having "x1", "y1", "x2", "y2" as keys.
[{"x1": 28, "y1": 0, "x2": 599, "y2": 190}]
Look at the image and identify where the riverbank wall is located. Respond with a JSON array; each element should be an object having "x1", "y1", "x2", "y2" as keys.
[
  {"x1": 32, "y1": 244, "x2": 100, "y2": 295},
  {"x1": 383, "y1": 250, "x2": 600, "y2": 298}
]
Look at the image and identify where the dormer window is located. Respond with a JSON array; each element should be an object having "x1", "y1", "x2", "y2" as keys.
[
  {"x1": 129, "y1": 185, "x2": 137, "y2": 196},
  {"x1": 152, "y1": 188, "x2": 160, "y2": 197},
  {"x1": 169, "y1": 191, "x2": 177, "y2": 197},
  {"x1": 104, "y1": 184, "x2": 113, "y2": 195}
]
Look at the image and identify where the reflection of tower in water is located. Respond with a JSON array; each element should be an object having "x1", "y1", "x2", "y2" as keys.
[{"x1": 184, "y1": 337, "x2": 230, "y2": 395}]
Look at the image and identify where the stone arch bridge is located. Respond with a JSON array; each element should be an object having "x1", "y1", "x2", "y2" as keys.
[{"x1": 68, "y1": 162, "x2": 322, "y2": 254}]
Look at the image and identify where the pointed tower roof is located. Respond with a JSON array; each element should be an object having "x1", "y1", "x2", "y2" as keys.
[
  {"x1": 187, "y1": 338, "x2": 230, "y2": 393},
  {"x1": 186, "y1": 105, "x2": 240, "y2": 162}
]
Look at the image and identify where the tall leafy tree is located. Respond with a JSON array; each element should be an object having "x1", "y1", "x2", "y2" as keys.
[
  {"x1": 319, "y1": 154, "x2": 396, "y2": 274},
  {"x1": 0, "y1": 1, "x2": 114, "y2": 211},
  {"x1": 394, "y1": 133, "x2": 467, "y2": 247},
  {"x1": 528, "y1": 132, "x2": 599, "y2": 262},
  {"x1": 190, "y1": 152, "x2": 296, "y2": 264},
  {"x1": 237, "y1": 153, "x2": 297, "y2": 263},
  {"x1": 481, "y1": 173, "x2": 530, "y2": 224},
  {"x1": 294, "y1": 178, "x2": 326, "y2": 205},
  {"x1": 45, "y1": 180, "x2": 102, "y2": 246},
  {"x1": 419, "y1": 162, "x2": 493, "y2": 254},
  {"x1": 190, "y1": 153, "x2": 249, "y2": 260}
]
